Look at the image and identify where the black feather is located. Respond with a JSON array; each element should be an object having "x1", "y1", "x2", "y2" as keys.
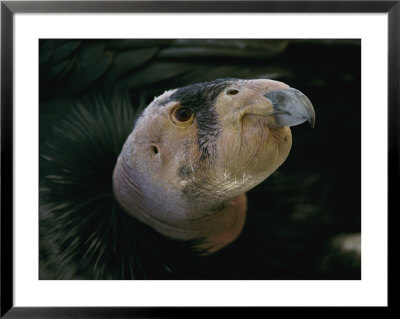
[
  {"x1": 167, "y1": 78, "x2": 234, "y2": 159},
  {"x1": 39, "y1": 91, "x2": 208, "y2": 279}
]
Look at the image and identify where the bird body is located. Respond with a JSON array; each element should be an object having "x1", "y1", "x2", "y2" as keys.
[
  {"x1": 40, "y1": 78, "x2": 315, "y2": 279},
  {"x1": 113, "y1": 78, "x2": 314, "y2": 254},
  {"x1": 39, "y1": 39, "x2": 361, "y2": 281}
]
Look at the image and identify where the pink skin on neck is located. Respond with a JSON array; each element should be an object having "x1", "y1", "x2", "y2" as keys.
[
  {"x1": 113, "y1": 157, "x2": 248, "y2": 255},
  {"x1": 193, "y1": 194, "x2": 247, "y2": 255}
]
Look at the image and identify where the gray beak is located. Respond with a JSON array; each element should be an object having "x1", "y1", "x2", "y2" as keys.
[{"x1": 264, "y1": 88, "x2": 316, "y2": 128}]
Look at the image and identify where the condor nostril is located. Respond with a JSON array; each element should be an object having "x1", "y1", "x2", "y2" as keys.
[
  {"x1": 227, "y1": 89, "x2": 239, "y2": 95},
  {"x1": 264, "y1": 91, "x2": 288, "y2": 107}
]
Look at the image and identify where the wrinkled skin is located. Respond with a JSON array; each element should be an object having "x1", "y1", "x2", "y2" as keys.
[{"x1": 113, "y1": 78, "x2": 315, "y2": 253}]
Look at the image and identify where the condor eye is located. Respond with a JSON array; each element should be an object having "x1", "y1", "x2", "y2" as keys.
[{"x1": 173, "y1": 107, "x2": 193, "y2": 123}]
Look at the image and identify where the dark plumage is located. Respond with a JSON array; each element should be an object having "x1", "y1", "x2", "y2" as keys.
[
  {"x1": 39, "y1": 92, "x2": 207, "y2": 279},
  {"x1": 166, "y1": 79, "x2": 233, "y2": 159}
]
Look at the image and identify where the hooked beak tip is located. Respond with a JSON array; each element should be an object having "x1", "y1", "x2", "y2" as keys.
[
  {"x1": 264, "y1": 87, "x2": 316, "y2": 128},
  {"x1": 309, "y1": 115, "x2": 316, "y2": 128}
]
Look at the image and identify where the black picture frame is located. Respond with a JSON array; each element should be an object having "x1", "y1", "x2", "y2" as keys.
[{"x1": 1, "y1": 1, "x2": 396, "y2": 317}]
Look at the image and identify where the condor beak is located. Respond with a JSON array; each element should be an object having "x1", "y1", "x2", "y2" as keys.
[{"x1": 264, "y1": 88, "x2": 316, "y2": 128}]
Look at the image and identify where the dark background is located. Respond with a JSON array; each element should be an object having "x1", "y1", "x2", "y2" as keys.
[{"x1": 39, "y1": 39, "x2": 361, "y2": 279}]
